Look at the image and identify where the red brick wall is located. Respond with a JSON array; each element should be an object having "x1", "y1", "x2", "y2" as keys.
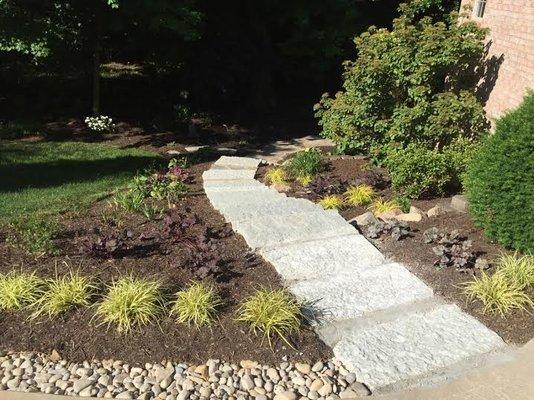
[{"x1": 461, "y1": 0, "x2": 534, "y2": 120}]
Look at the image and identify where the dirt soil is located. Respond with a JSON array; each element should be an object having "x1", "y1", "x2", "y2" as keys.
[
  {"x1": 0, "y1": 162, "x2": 331, "y2": 365},
  {"x1": 265, "y1": 156, "x2": 534, "y2": 346}
]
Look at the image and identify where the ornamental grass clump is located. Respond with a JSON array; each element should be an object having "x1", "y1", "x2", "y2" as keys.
[
  {"x1": 318, "y1": 194, "x2": 344, "y2": 210},
  {"x1": 344, "y1": 184, "x2": 375, "y2": 206},
  {"x1": 264, "y1": 167, "x2": 288, "y2": 186},
  {"x1": 0, "y1": 271, "x2": 43, "y2": 310},
  {"x1": 32, "y1": 271, "x2": 96, "y2": 318},
  {"x1": 236, "y1": 288, "x2": 302, "y2": 347},
  {"x1": 369, "y1": 198, "x2": 399, "y2": 215},
  {"x1": 171, "y1": 281, "x2": 222, "y2": 328},
  {"x1": 95, "y1": 276, "x2": 163, "y2": 333},
  {"x1": 495, "y1": 253, "x2": 534, "y2": 290},
  {"x1": 464, "y1": 272, "x2": 533, "y2": 317}
]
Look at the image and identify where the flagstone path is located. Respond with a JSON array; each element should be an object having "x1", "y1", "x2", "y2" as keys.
[{"x1": 203, "y1": 156, "x2": 508, "y2": 394}]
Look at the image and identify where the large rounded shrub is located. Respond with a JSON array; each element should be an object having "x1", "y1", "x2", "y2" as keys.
[{"x1": 465, "y1": 92, "x2": 534, "y2": 252}]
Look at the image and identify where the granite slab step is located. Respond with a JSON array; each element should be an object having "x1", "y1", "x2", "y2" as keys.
[
  {"x1": 260, "y1": 234, "x2": 385, "y2": 281},
  {"x1": 212, "y1": 156, "x2": 262, "y2": 170},
  {"x1": 290, "y1": 263, "x2": 433, "y2": 321},
  {"x1": 322, "y1": 303, "x2": 506, "y2": 392},
  {"x1": 204, "y1": 179, "x2": 269, "y2": 192},
  {"x1": 232, "y1": 211, "x2": 357, "y2": 250},
  {"x1": 202, "y1": 168, "x2": 257, "y2": 181}
]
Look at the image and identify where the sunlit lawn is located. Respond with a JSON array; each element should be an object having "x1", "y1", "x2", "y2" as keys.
[{"x1": 0, "y1": 141, "x2": 160, "y2": 223}]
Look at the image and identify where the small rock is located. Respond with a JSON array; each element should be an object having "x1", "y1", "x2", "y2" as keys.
[
  {"x1": 318, "y1": 383, "x2": 332, "y2": 397},
  {"x1": 451, "y1": 194, "x2": 468, "y2": 213},
  {"x1": 311, "y1": 362, "x2": 324, "y2": 372},
  {"x1": 350, "y1": 212, "x2": 378, "y2": 227},
  {"x1": 50, "y1": 350, "x2": 62, "y2": 362},
  {"x1": 309, "y1": 379, "x2": 323, "y2": 392},
  {"x1": 395, "y1": 212, "x2": 422, "y2": 222},
  {"x1": 377, "y1": 209, "x2": 402, "y2": 221},
  {"x1": 427, "y1": 204, "x2": 453, "y2": 217},
  {"x1": 241, "y1": 375, "x2": 254, "y2": 391},
  {"x1": 240, "y1": 360, "x2": 258, "y2": 370},
  {"x1": 73, "y1": 379, "x2": 94, "y2": 394},
  {"x1": 344, "y1": 373, "x2": 356, "y2": 385},
  {"x1": 409, "y1": 206, "x2": 425, "y2": 216},
  {"x1": 266, "y1": 368, "x2": 279, "y2": 382},
  {"x1": 273, "y1": 390, "x2": 297, "y2": 400},
  {"x1": 294, "y1": 363, "x2": 311, "y2": 375},
  {"x1": 350, "y1": 382, "x2": 371, "y2": 396},
  {"x1": 116, "y1": 391, "x2": 134, "y2": 399}
]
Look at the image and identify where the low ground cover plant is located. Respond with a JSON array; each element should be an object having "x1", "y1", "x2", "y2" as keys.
[
  {"x1": 465, "y1": 92, "x2": 534, "y2": 252},
  {"x1": 318, "y1": 194, "x2": 344, "y2": 210},
  {"x1": 236, "y1": 288, "x2": 302, "y2": 347},
  {"x1": 423, "y1": 228, "x2": 477, "y2": 270},
  {"x1": 285, "y1": 148, "x2": 324, "y2": 179},
  {"x1": 7, "y1": 217, "x2": 59, "y2": 256},
  {"x1": 0, "y1": 271, "x2": 43, "y2": 311},
  {"x1": 95, "y1": 276, "x2": 163, "y2": 333},
  {"x1": 366, "y1": 220, "x2": 410, "y2": 241},
  {"x1": 32, "y1": 271, "x2": 95, "y2": 318},
  {"x1": 171, "y1": 281, "x2": 222, "y2": 328},
  {"x1": 344, "y1": 184, "x2": 375, "y2": 206},
  {"x1": 84, "y1": 115, "x2": 114, "y2": 132}
]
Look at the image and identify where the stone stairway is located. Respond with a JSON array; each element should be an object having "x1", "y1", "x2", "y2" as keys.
[{"x1": 203, "y1": 156, "x2": 507, "y2": 394}]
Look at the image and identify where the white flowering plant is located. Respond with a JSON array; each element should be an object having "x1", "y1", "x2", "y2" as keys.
[{"x1": 84, "y1": 115, "x2": 114, "y2": 133}]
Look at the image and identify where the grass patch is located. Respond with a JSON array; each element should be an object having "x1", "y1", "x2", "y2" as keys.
[
  {"x1": 369, "y1": 198, "x2": 399, "y2": 215},
  {"x1": 7, "y1": 216, "x2": 59, "y2": 256},
  {"x1": 171, "y1": 281, "x2": 222, "y2": 328},
  {"x1": 344, "y1": 185, "x2": 375, "y2": 206},
  {"x1": 95, "y1": 276, "x2": 163, "y2": 334},
  {"x1": 236, "y1": 288, "x2": 302, "y2": 347},
  {"x1": 32, "y1": 271, "x2": 96, "y2": 318},
  {"x1": 0, "y1": 141, "x2": 160, "y2": 223},
  {"x1": 318, "y1": 195, "x2": 344, "y2": 210},
  {"x1": 0, "y1": 271, "x2": 43, "y2": 311},
  {"x1": 264, "y1": 167, "x2": 288, "y2": 186},
  {"x1": 464, "y1": 272, "x2": 533, "y2": 317}
]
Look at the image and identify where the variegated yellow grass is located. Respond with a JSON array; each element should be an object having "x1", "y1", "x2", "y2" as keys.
[
  {"x1": 95, "y1": 276, "x2": 163, "y2": 334},
  {"x1": 344, "y1": 184, "x2": 375, "y2": 206},
  {"x1": 171, "y1": 281, "x2": 222, "y2": 328},
  {"x1": 369, "y1": 198, "x2": 399, "y2": 215},
  {"x1": 264, "y1": 167, "x2": 288, "y2": 186},
  {"x1": 236, "y1": 288, "x2": 302, "y2": 348},
  {"x1": 32, "y1": 271, "x2": 96, "y2": 318},
  {"x1": 0, "y1": 271, "x2": 43, "y2": 310},
  {"x1": 318, "y1": 194, "x2": 344, "y2": 210}
]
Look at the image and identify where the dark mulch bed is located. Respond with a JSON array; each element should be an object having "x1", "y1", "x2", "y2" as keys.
[
  {"x1": 0, "y1": 162, "x2": 331, "y2": 365},
  {"x1": 260, "y1": 156, "x2": 534, "y2": 345}
]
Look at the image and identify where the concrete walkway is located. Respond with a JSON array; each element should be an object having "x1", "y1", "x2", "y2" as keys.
[{"x1": 203, "y1": 156, "x2": 508, "y2": 394}]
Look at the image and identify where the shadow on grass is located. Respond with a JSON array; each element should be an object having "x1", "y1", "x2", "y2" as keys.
[{"x1": 0, "y1": 156, "x2": 161, "y2": 193}]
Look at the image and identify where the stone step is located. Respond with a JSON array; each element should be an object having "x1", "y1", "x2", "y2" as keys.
[
  {"x1": 260, "y1": 234, "x2": 385, "y2": 281},
  {"x1": 289, "y1": 263, "x2": 433, "y2": 322},
  {"x1": 320, "y1": 303, "x2": 505, "y2": 393},
  {"x1": 204, "y1": 179, "x2": 269, "y2": 192},
  {"x1": 202, "y1": 168, "x2": 257, "y2": 181},
  {"x1": 216, "y1": 197, "x2": 324, "y2": 223},
  {"x1": 232, "y1": 210, "x2": 357, "y2": 250},
  {"x1": 212, "y1": 156, "x2": 262, "y2": 170}
]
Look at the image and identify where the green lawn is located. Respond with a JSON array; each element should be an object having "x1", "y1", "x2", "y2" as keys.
[{"x1": 0, "y1": 141, "x2": 161, "y2": 223}]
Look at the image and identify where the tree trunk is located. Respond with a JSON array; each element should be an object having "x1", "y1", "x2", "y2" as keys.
[{"x1": 92, "y1": 10, "x2": 102, "y2": 116}]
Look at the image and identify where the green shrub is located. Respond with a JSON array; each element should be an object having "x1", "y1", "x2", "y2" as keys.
[
  {"x1": 171, "y1": 281, "x2": 222, "y2": 328},
  {"x1": 465, "y1": 92, "x2": 534, "y2": 252},
  {"x1": 285, "y1": 148, "x2": 324, "y2": 178},
  {"x1": 95, "y1": 276, "x2": 163, "y2": 333},
  {"x1": 8, "y1": 217, "x2": 59, "y2": 255},
  {"x1": 32, "y1": 271, "x2": 95, "y2": 318},
  {"x1": 315, "y1": 2, "x2": 488, "y2": 155},
  {"x1": 264, "y1": 167, "x2": 288, "y2": 186},
  {"x1": 236, "y1": 288, "x2": 302, "y2": 347},
  {"x1": 0, "y1": 271, "x2": 43, "y2": 310}
]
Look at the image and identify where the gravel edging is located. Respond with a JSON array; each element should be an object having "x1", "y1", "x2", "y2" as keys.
[{"x1": 0, "y1": 352, "x2": 371, "y2": 400}]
